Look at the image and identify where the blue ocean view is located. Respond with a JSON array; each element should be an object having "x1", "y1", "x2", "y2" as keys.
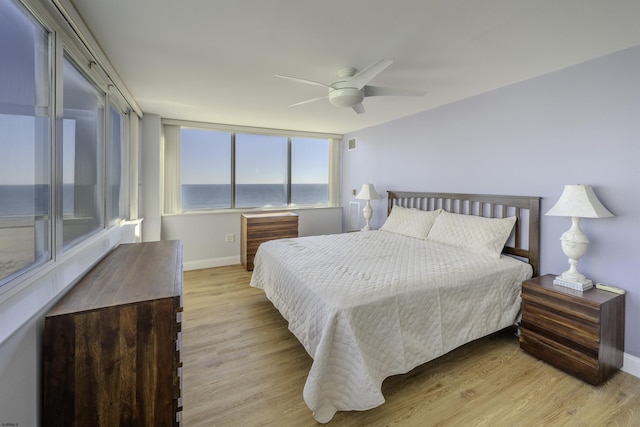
[
  {"x1": 182, "y1": 183, "x2": 328, "y2": 210},
  {"x1": 0, "y1": 184, "x2": 329, "y2": 216},
  {"x1": 0, "y1": 184, "x2": 120, "y2": 217},
  {"x1": 0, "y1": 185, "x2": 52, "y2": 217}
]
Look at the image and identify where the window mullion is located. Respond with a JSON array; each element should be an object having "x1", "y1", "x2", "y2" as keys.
[
  {"x1": 103, "y1": 94, "x2": 110, "y2": 226},
  {"x1": 231, "y1": 132, "x2": 236, "y2": 208},
  {"x1": 53, "y1": 34, "x2": 64, "y2": 257},
  {"x1": 287, "y1": 137, "x2": 292, "y2": 206}
]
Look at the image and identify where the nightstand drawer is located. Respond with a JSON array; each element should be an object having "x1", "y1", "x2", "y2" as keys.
[
  {"x1": 520, "y1": 327, "x2": 600, "y2": 385},
  {"x1": 521, "y1": 301, "x2": 600, "y2": 349},
  {"x1": 521, "y1": 287, "x2": 601, "y2": 324}
]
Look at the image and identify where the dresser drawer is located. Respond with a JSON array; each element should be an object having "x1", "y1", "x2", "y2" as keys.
[
  {"x1": 246, "y1": 229, "x2": 298, "y2": 242},
  {"x1": 247, "y1": 216, "x2": 298, "y2": 232}
]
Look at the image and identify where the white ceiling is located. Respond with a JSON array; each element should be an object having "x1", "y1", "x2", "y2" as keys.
[{"x1": 70, "y1": 0, "x2": 640, "y2": 135}]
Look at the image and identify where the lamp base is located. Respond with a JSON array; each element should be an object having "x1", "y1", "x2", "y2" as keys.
[
  {"x1": 553, "y1": 276, "x2": 593, "y2": 291},
  {"x1": 361, "y1": 200, "x2": 374, "y2": 232}
]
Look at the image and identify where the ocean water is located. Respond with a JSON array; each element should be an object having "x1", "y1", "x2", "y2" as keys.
[
  {"x1": 0, "y1": 183, "x2": 329, "y2": 217},
  {"x1": 0, "y1": 184, "x2": 121, "y2": 218},
  {"x1": 182, "y1": 183, "x2": 328, "y2": 210},
  {"x1": 0, "y1": 185, "x2": 51, "y2": 217}
]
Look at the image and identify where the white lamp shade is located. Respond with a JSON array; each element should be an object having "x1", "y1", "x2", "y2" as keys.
[
  {"x1": 545, "y1": 184, "x2": 614, "y2": 218},
  {"x1": 356, "y1": 183, "x2": 380, "y2": 201}
]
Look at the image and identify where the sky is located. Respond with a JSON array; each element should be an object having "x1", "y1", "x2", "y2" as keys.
[
  {"x1": 0, "y1": 115, "x2": 37, "y2": 185},
  {"x1": 180, "y1": 128, "x2": 329, "y2": 185},
  {"x1": 0, "y1": 115, "x2": 93, "y2": 186}
]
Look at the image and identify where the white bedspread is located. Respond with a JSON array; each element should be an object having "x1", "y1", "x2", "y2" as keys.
[{"x1": 250, "y1": 231, "x2": 532, "y2": 423}]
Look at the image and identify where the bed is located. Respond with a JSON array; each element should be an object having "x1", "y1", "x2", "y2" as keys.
[{"x1": 250, "y1": 191, "x2": 540, "y2": 422}]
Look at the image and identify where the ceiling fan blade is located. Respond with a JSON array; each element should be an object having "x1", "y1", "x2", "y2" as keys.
[
  {"x1": 274, "y1": 74, "x2": 331, "y2": 88},
  {"x1": 288, "y1": 96, "x2": 328, "y2": 108},
  {"x1": 348, "y1": 59, "x2": 393, "y2": 89},
  {"x1": 364, "y1": 85, "x2": 426, "y2": 97},
  {"x1": 352, "y1": 103, "x2": 366, "y2": 114}
]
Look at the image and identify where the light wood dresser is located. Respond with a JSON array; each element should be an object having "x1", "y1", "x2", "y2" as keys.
[
  {"x1": 43, "y1": 240, "x2": 183, "y2": 426},
  {"x1": 241, "y1": 212, "x2": 298, "y2": 270},
  {"x1": 519, "y1": 274, "x2": 625, "y2": 385}
]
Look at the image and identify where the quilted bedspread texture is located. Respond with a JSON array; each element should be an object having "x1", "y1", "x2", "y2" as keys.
[{"x1": 250, "y1": 231, "x2": 532, "y2": 423}]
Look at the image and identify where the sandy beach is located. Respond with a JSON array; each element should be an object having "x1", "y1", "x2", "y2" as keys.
[{"x1": 0, "y1": 219, "x2": 35, "y2": 280}]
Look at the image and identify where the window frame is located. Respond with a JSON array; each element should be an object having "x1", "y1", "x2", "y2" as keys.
[
  {"x1": 107, "y1": 99, "x2": 130, "y2": 224},
  {"x1": 162, "y1": 119, "x2": 342, "y2": 214},
  {"x1": 60, "y1": 52, "x2": 107, "y2": 249},
  {"x1": 0, "y1": 0, "x2": 54, "y2": 289}
]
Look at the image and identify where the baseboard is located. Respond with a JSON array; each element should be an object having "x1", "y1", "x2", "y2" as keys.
[
  {"x1": 183, "y1": 256, "x2": 241, "y2": 271},
  {"x1": 623, "y1": 352, "x2": 640, "y2": 379}
]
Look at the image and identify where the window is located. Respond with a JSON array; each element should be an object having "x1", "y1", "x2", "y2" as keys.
[
  {"x1": 0, "y1": 0, "x2": 51, "y2": 285},
  {"x1": 236, "y1": 133, "x2": 288, "y2": 208},
  {"x1": 180, "y1": 128, "x2": 231, "y2": 210},
  {"x1": 291, "y1": 137, "x2": 329, "y2": 205},
  {"x1": 165, "y1": 122, "x2": 340, "y2": 212},
  {"x1": 0, "y1": 0, "x2": 132, "y2": 290},
  {"x1": 62, "y1": 56, "x2": 105, "y2": 248}
]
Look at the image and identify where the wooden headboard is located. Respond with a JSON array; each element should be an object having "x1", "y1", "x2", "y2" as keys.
[{"x1": 387, "y1": 191, "x2": 541, "y2": 276}]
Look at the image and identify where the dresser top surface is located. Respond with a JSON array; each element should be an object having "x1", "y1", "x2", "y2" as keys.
[
  {"x1": 241, "y1": 211, "x2": 298, "y2": 219},
  {"x1": 47, "y1": 241, "x2": 183, "y2": 316}
]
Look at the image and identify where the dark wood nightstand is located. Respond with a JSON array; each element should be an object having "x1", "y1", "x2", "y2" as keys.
[{"x1": 519, "y1": 274, "x2": 625, "y2": 385}]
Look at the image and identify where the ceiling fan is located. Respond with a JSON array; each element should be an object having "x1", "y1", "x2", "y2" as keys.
[{"x1": 275, "y1": 59, "x2": 426, "y2": 114}]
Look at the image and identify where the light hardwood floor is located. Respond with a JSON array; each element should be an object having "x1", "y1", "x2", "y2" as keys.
[{"x1": 182, "y1": 265, "x2": 640, "y2": 426}]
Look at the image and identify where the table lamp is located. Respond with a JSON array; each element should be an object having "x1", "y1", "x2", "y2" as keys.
[
  {"x1": 545, "y1": 184, "x2": 614, "y2": 290},
  {"x1": 356, "y1": 183, "x2": 380, "y2": 231}
]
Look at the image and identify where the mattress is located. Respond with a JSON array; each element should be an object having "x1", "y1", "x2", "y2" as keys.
[{"x1": 250, "y1": 230, "x2": 532, "y2": 422}]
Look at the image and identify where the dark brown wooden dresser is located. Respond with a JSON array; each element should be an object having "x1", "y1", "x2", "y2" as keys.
[
  {"x1": 519, "y1": 274, "x2": 625, "y2": 385},
  {"x1": 241, "y1": 212, "x2": 298, "y2": 270},
  {"x1": 43, "y1": 240, "x2": 183, "y2": 426}
]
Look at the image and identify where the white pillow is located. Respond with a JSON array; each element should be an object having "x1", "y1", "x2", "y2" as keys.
[
  {"x1": 427, "y1": 210, "x2": 516, "y2": 258},
  {"x1": 380, "y1": 205, "x2": 441, "y2": 239}
]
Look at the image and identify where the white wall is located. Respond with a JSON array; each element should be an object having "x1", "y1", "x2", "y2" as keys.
[{"x1": 342, "y1": 45, "x2": 640, "y2": 360}]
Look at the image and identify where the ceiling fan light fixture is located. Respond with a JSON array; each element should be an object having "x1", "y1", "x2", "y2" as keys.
[
  {"x1": 329, "y1": 87, "x2": 364, "y2": 108},
  {"x1": 276, "y1": 59, "x2": 424, "y2": 113}
]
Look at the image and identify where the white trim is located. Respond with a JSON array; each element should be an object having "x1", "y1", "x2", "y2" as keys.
[
  {"x1": 162, "y1": 118, "x2": 342, "y2": 139},
  {"x1": 622, "y1": 352, "x2": 640, "y2": 379},
  {"x1": 349, "y1": 201, "x2": 361, "y2": 231},
  {"x1": 184, "y1": 256, "x2": 241, "y2": 271},
  {"x1": 50, "y1": 0, "x2": 142, "y2": 117}
]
